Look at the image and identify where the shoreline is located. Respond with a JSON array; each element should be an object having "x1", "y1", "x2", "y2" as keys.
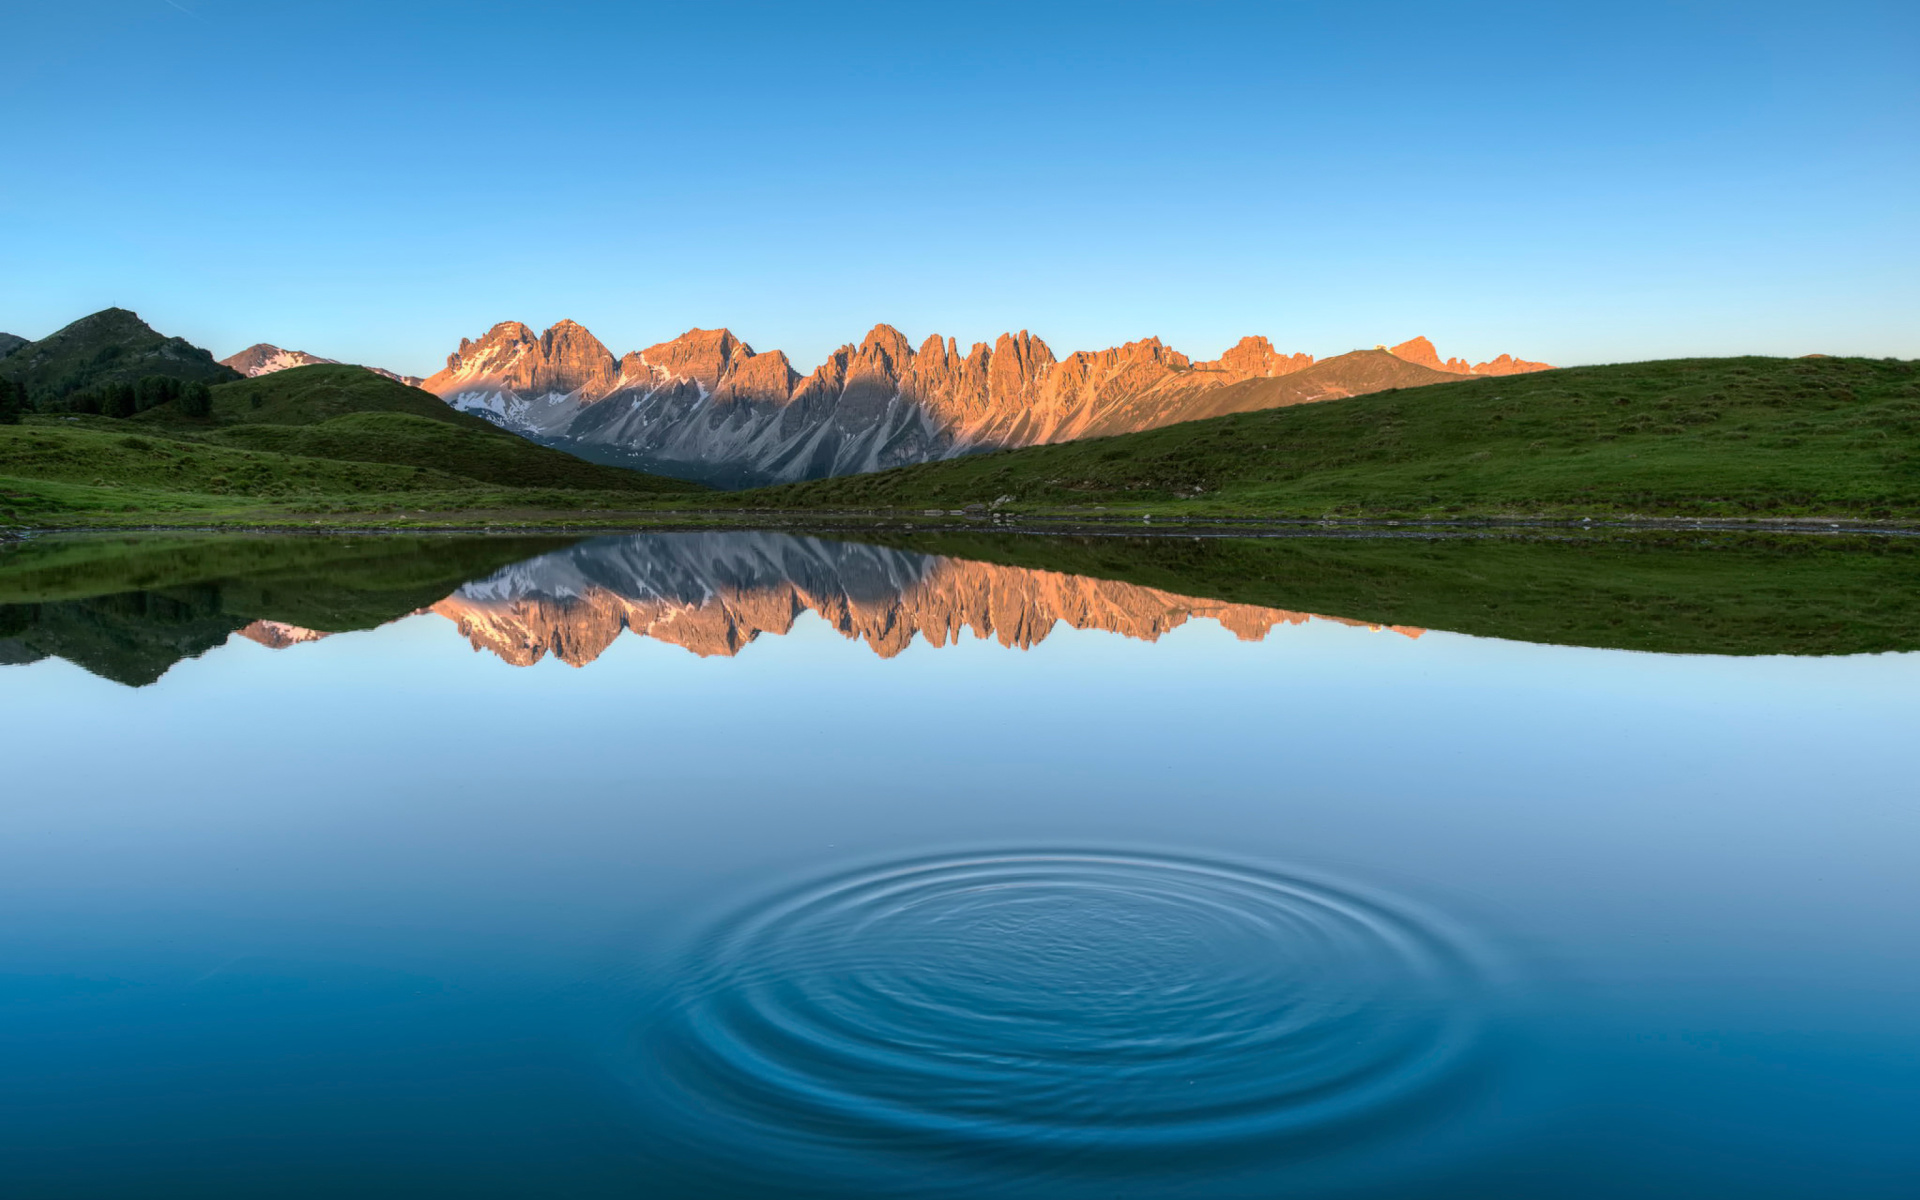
[{"x1": 7, "y1": 510, "x2": 1920, "y2": 543}]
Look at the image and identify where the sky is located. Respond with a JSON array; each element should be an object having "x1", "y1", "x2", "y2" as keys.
[{"x1": 1, "y1": 0, "x2": 1915, "y2": 376}]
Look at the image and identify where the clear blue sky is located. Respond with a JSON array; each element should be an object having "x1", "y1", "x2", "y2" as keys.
[{"x1": 2, "y1": 0, "x2": 1914, "y2": 375}]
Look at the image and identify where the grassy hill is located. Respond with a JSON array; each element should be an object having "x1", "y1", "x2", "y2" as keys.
[
  {"x1": 0, "y1": 308, "x2": 240, "y2": 404},
  {"x1": 738, "y1": 356, "x2": 1920, "y2": 520},
  {"x1": 179, "y1": 365, "x2": 701, "y2": 493},
  {"x1": 0, "y1": 362, "x2": 704, "y2": 523},
  {"x1": 194, "y1": 363, "x2": 477, "y2": 427}
]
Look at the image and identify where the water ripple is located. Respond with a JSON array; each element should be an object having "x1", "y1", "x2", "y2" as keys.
[{"x1": 638, "y1": 850, "x2": 1494, "y2": 1187}]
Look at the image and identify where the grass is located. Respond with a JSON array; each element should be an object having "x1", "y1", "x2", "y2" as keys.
[
  {"x1": 201, "y1": 411, "x2": 691, "y2": 492},
  {"x1": 190, "y1": 363, "x2": 480, "y2": 428},
  {"x1": 864, "y1": 529, "x2": 1920, "y2": 656},
  {"x1": 734, "y1": 356, "x2": 1920, "y2": 520}
]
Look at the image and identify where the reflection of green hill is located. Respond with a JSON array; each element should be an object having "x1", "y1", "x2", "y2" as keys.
[
  {"x1": 864, "y1": 531, "x2": 1920, "y2": 656},
  {"x1": 0, "y1": 588, "x2": 247, "y2": 687},
  {"x1": 0, "y1": 534, "x2": 576, "y2": 685}
]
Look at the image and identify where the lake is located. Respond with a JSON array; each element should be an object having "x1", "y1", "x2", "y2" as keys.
[{"x1": 1, "y1": 530, "x2": 1915, "y2": 1197}]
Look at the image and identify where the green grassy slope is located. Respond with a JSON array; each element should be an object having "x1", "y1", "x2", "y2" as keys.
[
  {"x1": 183, "y1": 365, "x2": 701, "y2": 493},
  {"x1": 0, "y1": 364, "x2": 704, "y2": 522},
  {"x1": 203, "y1": 411, "x2": 695, "y2": 493},
  {"x1": 868, "y1": 530, "x2": 1920, "y2": 656},
  {"x1": 0, "y1": 421, "x2": 694, "y2": 523},
  {"x1": 0, "y1": 420, "x2": 549, "y2": 518},
  {"x1": 745, "y1": 356, "x2": 1920, "y2": 519},
  {"x1": 0, "y1": 308, "x2": 239, "y2": 401},
  {"x1": 194, "y1": 363, "x2": 478, "y2": 427}
]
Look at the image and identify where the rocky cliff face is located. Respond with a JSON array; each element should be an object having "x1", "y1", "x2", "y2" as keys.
[
  {"x1": 424, "y1": 321, "x2": 1551, "y2": 486},
  {"x1": 424, "y1": 534, "x2": 1423, "y2": 667}
]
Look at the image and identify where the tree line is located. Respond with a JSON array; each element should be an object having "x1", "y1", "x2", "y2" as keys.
[
  {"x1": 5, "y1": 375, "x2": 213, "y2": 421},
  {"x1": 0, "y1": 377, "x2": 26, "y2": 424}
]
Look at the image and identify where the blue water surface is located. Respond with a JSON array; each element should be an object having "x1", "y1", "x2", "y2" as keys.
[{"x1": 0, "y1": 534, "x2": 1914, "y2": 1198}]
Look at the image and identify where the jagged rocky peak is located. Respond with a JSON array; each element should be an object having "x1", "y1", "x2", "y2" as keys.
[
  {"x1": 987, "y1": 329, "x2": 1056, "y2": 395},
  {"x1": 468, "y1": 320, "x2": 535, "y2": 354},
  {"x1": 533, "y1": 320, "x2": 618, "y2": 392},
  {"x1": 914, "y1": 333, "x2": 957, "y2": 371},
  {"x1": 1201, "y1": 335, "x2": 1315, "y2": 377},
  {"x1": 1470, "y1": 352, "x2": 1554, "y2": 376},
  {"x1": 431, "y1": 318, "x2": 616, "y2": 396},
  {"x1": 542, "y1": 319, "x2": 606, "y2": 356},
  {"x1": 1388, "y1": 336, "x2": 1552, "y2": 377},
  {"x1": 840, "y1": 324, "x2": 920, "y2": 396},
  {"x1": 712, "y1": 348, "x2": 798, "y2": 405},
  {"x1": 628, "y1": 328, "x2": 754, "y2": 392},
  {"x1": 857, "y1": 324, "x2": 916, "y2": 371},
  {"x1": 1388, "y1": 336, "x2": 1474, "y2": 375},
  {"x1": 1054, "y1": 334, "x2": 1186, "y2": 381},
  {"x1": 447, "y1": 320, "x2": 537, "y2": 371}
]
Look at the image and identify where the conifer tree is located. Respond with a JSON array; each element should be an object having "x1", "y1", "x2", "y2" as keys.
[{"x1": 180, "y1": 380, "x2": 212, "y2": 418}]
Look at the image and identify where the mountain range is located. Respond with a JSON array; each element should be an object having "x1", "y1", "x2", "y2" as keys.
[
  {"x1": 416, "y1": 322, "x2": 1550, "y2": 486},
  {"x1": 4, "y1": 308, "x2": 1550, "y2": 488}
]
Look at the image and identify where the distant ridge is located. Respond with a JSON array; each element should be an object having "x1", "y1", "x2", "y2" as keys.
[
  {"x1": 222, "y1": 342, "x2": 424, "y2": 388},
  {"x1": 222, "y1": 343, "x2": 338, "y2": 376},
  {"x1": 1388, "y1": 336, "x2": 1550, "y2": 377},
  {"x1": 423, "y1": 320, "x2": 1550, "y2": 486}
]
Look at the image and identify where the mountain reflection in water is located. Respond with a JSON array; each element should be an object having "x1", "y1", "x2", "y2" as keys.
[
  {"x1": 7, "y1": 527, "x2": 1918, "y2": 686},
  {"x1": 0, "y1": 534, "x2": 1421, "y2": 686},
  {"x1": 417, "y1": 535, "x2": 1422, "y2": 666}
]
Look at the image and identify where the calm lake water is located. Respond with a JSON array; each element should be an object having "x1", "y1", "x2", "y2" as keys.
[{"x1": 1, "y1": 531, "x2": 1915, "y2": 1198}]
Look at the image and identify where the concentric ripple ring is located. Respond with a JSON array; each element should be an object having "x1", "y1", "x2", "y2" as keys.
[{"x1": 643, "y1": 850, "x2": 1491, "y2": 1162}]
